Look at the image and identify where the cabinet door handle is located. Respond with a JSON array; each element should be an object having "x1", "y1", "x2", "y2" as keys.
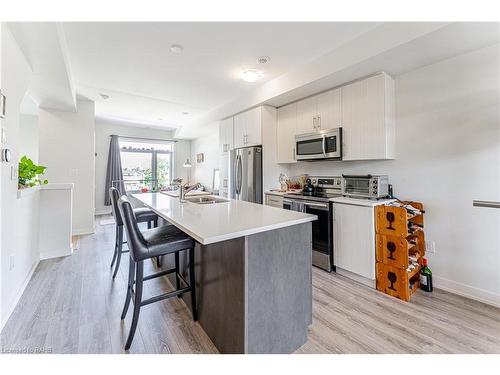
[
  {"x1": 312, "y1": 116, "x2": 316, "y2": 129},
  {"x1": 318, "y1": 116, "x2": 321, "y2": 130},
  {"x1": 293, "y1": 147, "x2": 296, "y2": 161}
]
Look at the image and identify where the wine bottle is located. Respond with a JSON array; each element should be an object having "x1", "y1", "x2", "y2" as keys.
[{"x1": 420, "y1": 258, "x2": 433, "y2": 292}]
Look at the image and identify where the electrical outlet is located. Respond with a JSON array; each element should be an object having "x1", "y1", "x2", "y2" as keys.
[
  {"x1": 11, "y1": 165, "x2": 18, "y2": 181},
  {"x1": 9, "y1": 254, "x2": 15, "y2": 270},
  {"x1": 426, "y1": 240, "x2": 436, "y2": 254},
  {"x1": 69, "y1": 168, "x2": 78, "y2": 177}
]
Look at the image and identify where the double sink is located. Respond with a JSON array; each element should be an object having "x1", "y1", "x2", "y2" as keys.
[{"x1": 185, "y1": 196, "x2": 228, "y2": 205}]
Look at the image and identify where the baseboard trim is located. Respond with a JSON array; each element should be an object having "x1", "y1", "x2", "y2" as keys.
[
  {"x1": 40, "y1": 247, "x2": 73, "y2": 260},
  {"x1": 0, "y1": 260, "x2": 40, "y2": 332},
  {"x1": 433, "y1": 275, "x2": 500, "y2": 308},
  {"x1": 73, "y1": 226, "x2": 95, "y2": 236},
  {"x1": 95, "y1": 208, "x2": 111, "y2": 216}
]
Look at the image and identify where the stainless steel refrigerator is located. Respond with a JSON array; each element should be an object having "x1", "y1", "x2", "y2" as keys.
[{"x1": 230, "y1": 146, "x2": 262, "y2": 203}]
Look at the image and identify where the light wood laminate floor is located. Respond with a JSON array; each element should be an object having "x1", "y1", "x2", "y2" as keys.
[{"x1": 1, "y1": 218, "x2": 499, "y2": 354}]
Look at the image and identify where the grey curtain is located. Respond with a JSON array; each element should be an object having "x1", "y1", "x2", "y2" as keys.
[{"x1": 104, "y1": 135, "x2": 126, "y2": 205}]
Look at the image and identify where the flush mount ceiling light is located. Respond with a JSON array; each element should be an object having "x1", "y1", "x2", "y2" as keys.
[
  {"x1": 182, "y1": 111, "x2": 189, "y2": 115},
  {"x1": 170, "y1": 44, "x2": 184, "y2": 54},
  {"x1": 258, "y1": 56, "x2": 271, "y2": 64},
  {"x1": 99, "y1": 93, "x2": 110, "y2": 100},
  {"x1": 241, "y1": 69, "x2": 263, "y2": 83}
]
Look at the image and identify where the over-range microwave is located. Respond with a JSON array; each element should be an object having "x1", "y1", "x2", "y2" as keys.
[{"x1": 295, "y1": 128, "x2": 342, "y2": 161}]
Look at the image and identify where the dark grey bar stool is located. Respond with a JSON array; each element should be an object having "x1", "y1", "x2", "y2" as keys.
[
  {"x1": 109, "y1": 187, "x2": 159, "y2": 278},
  {"x1": 118, "y1": 195, "x2": 197, "y2": 351}
]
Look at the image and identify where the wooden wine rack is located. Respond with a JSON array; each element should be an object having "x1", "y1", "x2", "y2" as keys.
[{"x1": 375, "y1": 201, "x2": 425, "y2": 301}]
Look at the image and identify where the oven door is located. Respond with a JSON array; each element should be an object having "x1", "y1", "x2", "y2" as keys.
[
  {"x1": 283, "y1": 198, "x2": 333, "y2": 272},
  {"x1": 304, "y1": 201, "x2": 333, "y2": 272}
]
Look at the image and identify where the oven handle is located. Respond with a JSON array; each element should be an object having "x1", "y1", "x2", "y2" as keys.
[{"x1": 303, "y1": 202, "x2": 329, "y2": 211}]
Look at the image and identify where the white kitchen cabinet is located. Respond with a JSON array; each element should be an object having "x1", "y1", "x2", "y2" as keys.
[
  {"x1": 333, "y1": 200, "x2": 376, "y2": 286},
  {"x1": 219, "y1": 117, "x2": 234, "y2": 154},
  {"x1": 296, "y1": 96, "x2": 317, "y2": 134},
  {"x1": 265, "y1": 193, "x2": 284, "y2": 208},
  {"x1": 341, "y1": 73, "x2": 395, "y2": 160},
  {"x1": 295, "y1": 88, "x2": 342, "y2": 135},
  {"x1": 276, "y1": 102, "x2": 297, "y2": 164},
  {"x1": 316, "y1": 88, "x2": 342, "y2": 131},
  {"x1": 233, "y1": 106, "x2": 262, "y2": 148}
]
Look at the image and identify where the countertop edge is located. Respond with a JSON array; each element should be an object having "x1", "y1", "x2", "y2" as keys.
[{"x1": 132, "y1": 193, "x2": 317, "y2": 245}]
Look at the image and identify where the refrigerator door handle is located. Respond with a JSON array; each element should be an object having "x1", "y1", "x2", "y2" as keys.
[
  {"x1": 237, "y1": 154, "x2": 243, "y2": 195},
  {"x1": 233, "y1": 154, "x2": 239, "y2": 195}
]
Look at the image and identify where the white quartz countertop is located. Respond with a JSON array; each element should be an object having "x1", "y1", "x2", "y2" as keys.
[
  {"x1": 330, "y1": 197, "x2": 396, "y2": 207},
  {"x1": 132, "y1": 192, "x2": 317, "y2": 245}
]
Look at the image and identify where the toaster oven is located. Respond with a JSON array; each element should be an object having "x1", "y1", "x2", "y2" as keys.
[{"x1": 341, "y1": 175, "x2": 389, "y2": 199}]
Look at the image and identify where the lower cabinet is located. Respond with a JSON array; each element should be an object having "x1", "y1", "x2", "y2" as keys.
[
  {"x1": 333, "y1": 201, "x2": 376, "y2": 285},
  {"x1": 265, "y1": 193, "x2": 284, "y2": 208}
]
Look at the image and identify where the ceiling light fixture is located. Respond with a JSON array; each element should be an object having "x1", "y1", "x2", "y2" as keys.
[
  {"x1": 241, "y1": 69, "x2": 263, "y2": 83},
  {"x1": 258, "y1": 56, "x2": 270, "y2": 64},
  {"x1": 99, "y1": 93, "x2": 110, "y2": 100},
  {"x1": 182, "y1": 111, "x2": 189, "y2": 115},
  {"x1": 170, "y1": 44, "x2": 184, "y2": 54}
]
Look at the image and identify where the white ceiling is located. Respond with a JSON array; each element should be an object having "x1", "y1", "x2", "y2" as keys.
[
  {"x1": 8, "y1": 22, "x2": 77, "y2": 112},
  {"x1": 8, "y1": 22, "x2": 499, "y2": 138},
  {"x1": 61, "y1": 22, "x2": 379, "y2": 129}
]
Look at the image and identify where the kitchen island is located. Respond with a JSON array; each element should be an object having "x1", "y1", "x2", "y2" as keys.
[{"x1": 132, "y1": 192, "x2": 316, "y2": 354}]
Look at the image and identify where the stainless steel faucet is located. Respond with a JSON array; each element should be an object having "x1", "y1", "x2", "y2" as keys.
[{"x1": 179, "y1": 182, "x2": 202, "y2": 202}]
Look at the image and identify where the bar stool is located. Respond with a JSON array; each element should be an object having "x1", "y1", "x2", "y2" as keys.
[
  {"x1": 118, "y1": 195, "x2": 197, "y2": 350},
  {"x1": 109, "y1": 187, "x2": 159, "y2": 278}
]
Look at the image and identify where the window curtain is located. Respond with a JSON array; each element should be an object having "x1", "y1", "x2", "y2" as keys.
[{"x1": 104, "y1": 135, "x2": 126, "y2": 205}]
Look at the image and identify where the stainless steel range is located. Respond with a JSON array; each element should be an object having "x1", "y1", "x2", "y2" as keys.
[{"x1": 283, "y1": 176, "x2": 342, "y2": 272}]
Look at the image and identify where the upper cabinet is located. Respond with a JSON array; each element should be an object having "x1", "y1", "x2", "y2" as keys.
[
  {"x1": 219, "y1": 117, "x2": 234, "y2": 154},
  {"x1": 296, "y1": 88, "x2": 342, "y2": 134},
  {"x1": 233, "y1": 106, "x2": 263, "y2": 148},
  {"x1": 296, "y1": 96, "x2": 317, "y2": 134},
  {"x1": 316, "y1": 88, "x2": 342, "y2": 131},
  {"x1": 275, "y1": 72, "x2": 395, "y2": 163},
  {"x1": 277, "y1": 102, "x2": 297, "y2": 164},
  {"x1": 341, "y1": 73, "x2": 395, "y2": 161}
]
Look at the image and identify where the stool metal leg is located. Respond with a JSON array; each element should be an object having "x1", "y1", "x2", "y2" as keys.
[
  {"x1": 125, "y1": 260, "x2": 144, "y2": 350},
  {"x1": 112, "y1": 226, "x2": 124, "y2": 279},
  {"x1": 174, "y1": 252, "x2": 180, "y2": 291},
  {"x1": 110, "y1": 225, "x2": 119, "y2": 268},
  {"x1": 121, "y1": 257, "x2": 135, "y2": 320},
  {"x1": 189, "y1": 247, "x2": 198, "y2": 321}
]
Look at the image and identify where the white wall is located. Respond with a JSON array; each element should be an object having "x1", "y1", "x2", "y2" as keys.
[
  {"x1": 190, "y1": 129, "x2": 219, "y2": 190},
  {"x1": 0, "y1": 24, "x2": 38, "y2": 329},
  {"x1": 18, "y1": 114, "x2": 38, "y2": 163},
  {"x1": 94, "y1": 118, "x2": 190, "y2": 214},
  {"x1": 39, "y1": 100, "x2": 96, "y2": 235},
  {"x1": 289, "y1": 44, "x2": 500, "y2": 306}
]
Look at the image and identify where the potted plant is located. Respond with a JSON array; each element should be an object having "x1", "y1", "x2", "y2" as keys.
[{"x1": 18, "y1": 155, "x2": 48, "y2": 189}]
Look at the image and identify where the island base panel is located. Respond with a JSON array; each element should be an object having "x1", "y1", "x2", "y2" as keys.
[{"x1": 173, "y1": 222, "x2": 312, "y2": 354}]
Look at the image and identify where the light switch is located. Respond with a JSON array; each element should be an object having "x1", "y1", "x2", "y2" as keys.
[
  {"x1": 69, "y1": 168, "x2": 78, "y2": 177},
  {"x1": 11, "y1": 165, "x2": 18, "y2": 180}
]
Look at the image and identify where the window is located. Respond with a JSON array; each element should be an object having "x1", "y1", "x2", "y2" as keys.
[{"x1": 119, "y1": 139, "x2": 173, "y2": 193}]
